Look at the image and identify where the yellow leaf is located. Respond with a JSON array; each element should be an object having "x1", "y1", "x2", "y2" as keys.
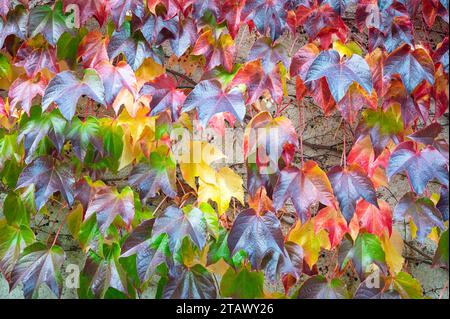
[
  {"x1": 198, "y1": 167, "x2": 244, "y2": 216},
  {"x1": 116, "y1": 108, "x2": 155, "y2": 144},
  {"x1": 288, "y1": 219, "x2": 331, "y2": 268},
  {"x1": 113, "y1": 87, "x2": 151, "y2": 118},
  {"x1": 381, "y1": 229, "x2": 404, "y2": 274},
  {"x1": 333, "y1": 40, "x2": 363, "y2": 57},
  {"x1": 135, "y1": 58, "x2": 165, "y2": 86},
  {"x1": 178, "y1": 140, "x2": 225, "y2": 189}
]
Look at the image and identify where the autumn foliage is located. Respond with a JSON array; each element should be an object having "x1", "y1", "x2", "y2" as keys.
[{"x1": 0, "y1": 0, "x2": 449, "y2": 299}]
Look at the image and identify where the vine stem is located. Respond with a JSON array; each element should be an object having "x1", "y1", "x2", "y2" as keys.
[
  {"x1": 342, "y1": 123, "x2": 347, "y2": 168},
  {"x1": 297, "y1": 101, "x2": 305, "y2": 166},
  {"x1": 51, "y1": 218, "x2": 65, "y2": 247},
  {"x1": 439, "y1": 281, "x2": 448, "y2": 299}
]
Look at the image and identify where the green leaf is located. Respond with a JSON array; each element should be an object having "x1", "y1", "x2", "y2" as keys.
[
  {"x1": 340, "y1": 232, "x2": 386, "y2": 279},
  {"x1": 57, "y1": 28, "x2": 88, "y2": 67},
  {"x1": 163, "y1": 264, "x2": 217, "y2": 299},
  {"x1": 296, "y1": 275, "x2": 349, "y2": 299},
  {"x1": 28, "y1": 1, "x2": 70, "y2": 46},
  {"x1": 207, "y1": 227, "x2": 231, "y2": 266},
  {"x1": 220, "y1": 266, "x2": 265, "y2": 299},
  {"x1": 393, "y1": 271, "x2": 423, "y2": 299},
  {"x1": 79, "y1": 243, "x2": 129, "y2": 299},
  {"x1": 0, "y1": 223, "x2": 35, "y2": 280},
  {"x1": 18, "y1": 106, "x2": 67, "y2": 164},
  {"x1": 433, "y1": 229, "x2": 449, "y2": 269},
  {"x1": 0, "y1": 53, "x2": 12, "y2": 80},
  {"x1": 11, "y1": 242, "x2": 65, "y2": 299},
  {"x1": 3, "y1": 191, "x2": 29, "y2": 226},
  {"x1": 67, "y1": 117, "x2": 102, "y2": 162}
]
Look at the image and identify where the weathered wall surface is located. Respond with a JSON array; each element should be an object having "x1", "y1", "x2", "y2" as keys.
[{"x1": 0, "y1": 9, "x2": 449, "y2": 299}]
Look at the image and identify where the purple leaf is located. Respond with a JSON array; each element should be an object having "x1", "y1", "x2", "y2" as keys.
[
  {"x1": 42, "y1": 69, "x2": 105, "y2": 121},
  {"x1": 327, "y1": 164, "x2": 378, "y2": 223},
  {"x1": 152, "y1": 206, "x2": 208, "y2": 253},
  {"x1": 247, "y1": 37, "x2": 289, "y2": 73},
  {"x1": 305, "y1": 49, "x2": 372, "y2": 102},
  {"x1": 387, "y1": 141, "x2": 449, "y2": 194},
  {"x1": 11, "y1": 243, "x2": 65, "y2": 299},
  {"x1": 182, "y1": 79, "x2": 246, "y2": 127},
  {"x1": 394, "y1": 192, "x2": 444, "y2": 243},
  {"x1": 16, "y1": 156, "x2": 75, "y2": 211}
]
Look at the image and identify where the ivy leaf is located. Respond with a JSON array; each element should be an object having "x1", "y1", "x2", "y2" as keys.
[
  {"x1": 8, "y1": 73, "x2": 47, "y2": 115},
  {"x1": 0, "y1": 6, "x2": 28, "y2": 48},
  {"x1": 16, "y1": 156, "x2": 75, "y2": 211},
  {"x1": 231, "y1": 61, "x2": 284, "y2": 105},
  {"x1": 387, "y1": 141, "x2": 449, "y2": 194},
  {"x1": 353, "y1": 199, "x2": 393, "y2": 238},
  {"x1": 42, "y1": 69, "x2": 105, "y2": 121},
  {"x1": 392, "y1": 271, "x2": 423, "y2": 299},
  {"x1": 128, "y1": 147, "x2": 177, "y2": 202},
  {"x1": 163, "y1": 264, "x2": 217, "y2": 299},
  {"x1": 15, "y1": 42, "x2": 59, "y2": 77},
  {"x1": 220, "y1": 0, "x2": 245, "y2": 39},
  {"x1": 273, "y1": 161, "x2": 335, "y2": 223},
  {"x1": 305, "y1": 49, "x2": 372, "y2": 103},
  {"x1": 62, "y1": 0, "x2": 108, "y2": 26},
  {"x1": 247, "y1": 37, "x2": 289, "y2": 73},
  {"x1": 207, "y1": 227, "x2": 231, "y2": 265},
  {"x1": 327, "y1": 164, "x2": 379, "y2": 223},
  {"x1": 368, "y1": 13, "x2": 414, "y2": 53},
  {"x1": 297, "y1": 2, "x2": 348, "y2": 49},
  {"x1": 94, "y1": 60, "x2": 137, "y2": 109},
  {"x1": 192, "y1": 30, "x2": 235, "y2": 72},
  {"x1": 296, "y1": 275, "x2": 349, "y2": 299},
  {"x1": 437, "y1": 186, "x2": 449, "y2": 221},
  {"x1": 140, "y1": 74, "x2": 186, "y2": 120},
  {"x1": 85, "y1": 184, "x2": 135, "y2": 235},
  {"x1": 108, "y1": 22, "x2": 162, "y2": 71},
  {"x1": 244, "y1": 111, "x2": 298, "y2": 169},
  {"x1": 0, "y1": 53, "x2": 12, "y2": 80},
  {"x1": 432, "y1": 229, "x2": 449, "y2": 269},
  {"x1": 287, "y1": 219, "x2": 331, "y2": 268},
  {"x1": 152, "y1": 206, "x2": 208, "y2": 253},
  {"x1": 120, "y1": 220, "x2": 172, "y2": 284},
  {"x1": 11, "y1": 243, "x2": 65, "y2": 299},
  {"x1": 242, "y1": 0, "x2": 287, "y2": 41},
  {"x1": 337, "y1": 83, "x2": 377, "y2": 124},
  {"x1": 384, "y1": 44, "x2": 435, "y2": 94},
  {"x1": 0, "y1": 224, "x2": 35, "y2": 281},
  {"x1": 314, "y1": 206, "x2": 349, "y2": 249},
  {"x1": 354, "y1": 277, "x2": 401, "y2": 299},
  {"x1": 220, "y1": 266, "x2": 265, "y2": 299},
  {"x1": 182, "y1": 79, "x2": 246, "y2": 128},
  {"x1": 66, "y1": 117, "x2": 102, "y2": 162},
  {"x1": 394, "y1": 192, "x2": 444, "y2": 243},
  {"x1": 339, "y1": 232, "x2": 386, "y2": 280},
  {"x1": 109, "y1": 0, "x2": 145, "y2": 30},
  {"x1": 169, "y1": 17, "x2": 197, "y2": 57},
  {"x1": 0, "y1": 0, "x2": 11, "y2": 18},
  {"x1": 227, "y1": 209, "x2": 285, "y2": 273},
  {"x1": 198, "y1": 167, "x2": 244, "y2": 216},
  {"x1": 79, "y1": 243, "x2": 128, "y2": 298},
  {"x1": 356, "y1": 107, "x2": 403, "y2": 158},
  {"x1": 408, "y1": 122, "x2": 443, "y2": 145},
  {"x1": 28, "y1": 2, "x2": 70, "y2": 46},
  {"x1": 77, "y1": 30, "x2": 109, "y2": 69}
]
